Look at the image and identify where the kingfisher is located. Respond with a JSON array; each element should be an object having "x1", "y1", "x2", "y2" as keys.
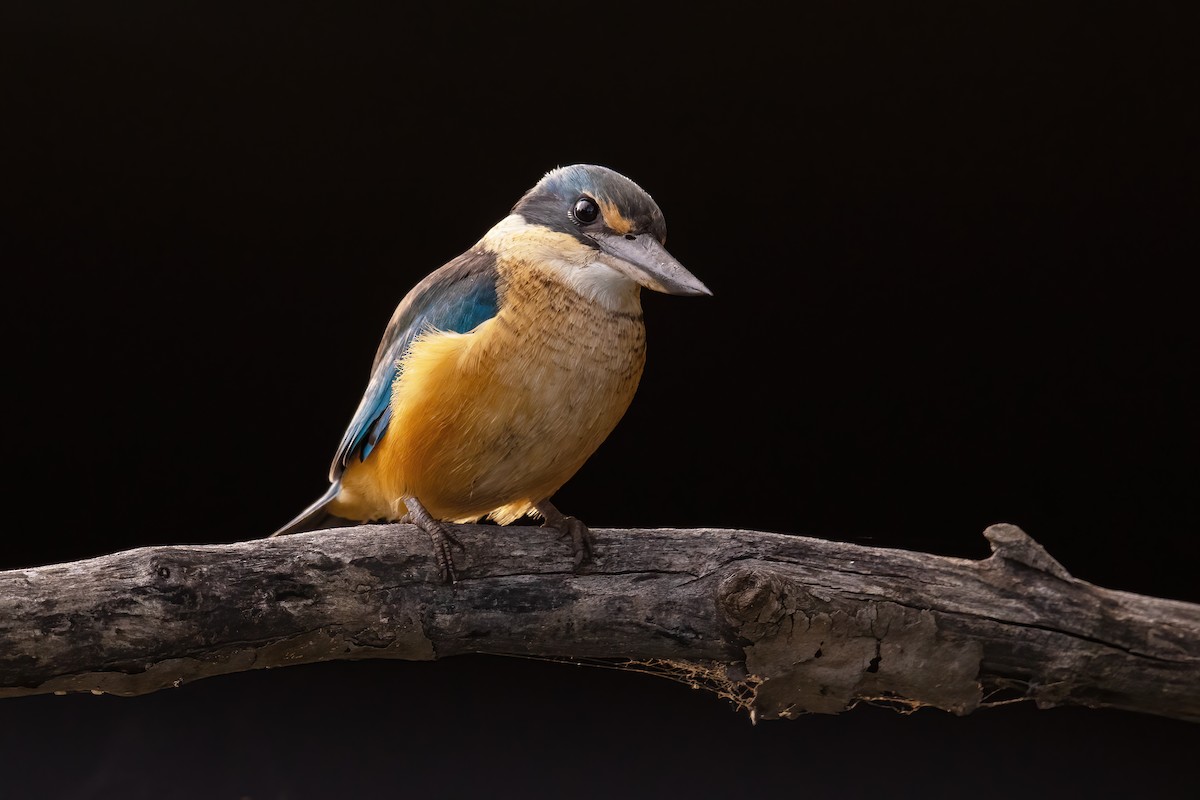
[{"x1": 272, "y1": 164, "x2": 710, "y2": 581}]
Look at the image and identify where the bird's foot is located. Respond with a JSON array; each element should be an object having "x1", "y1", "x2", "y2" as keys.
[
  {"x1": 398, "y1": 497, "x2": 464, "y2": 584},
  {"x1": 535, "y1": 501, "x2": 594, "y2": 568}
]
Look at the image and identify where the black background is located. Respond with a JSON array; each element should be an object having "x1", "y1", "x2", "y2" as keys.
[{"x1": 2, "y1": 2, "x2": 1197, "y2": 798}]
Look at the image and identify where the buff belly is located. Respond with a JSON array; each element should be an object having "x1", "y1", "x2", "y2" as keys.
[{"x1": 331, "y1": 288, "x2": 646, "y2": 525}]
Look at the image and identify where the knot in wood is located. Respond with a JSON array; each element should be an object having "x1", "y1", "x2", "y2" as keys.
[
  {"x1": 718, "y1": 567, "x2": 788, "y2": 639},
  {"x1": 982, "y1": 523, "x2": 1073, "y2": 581}
]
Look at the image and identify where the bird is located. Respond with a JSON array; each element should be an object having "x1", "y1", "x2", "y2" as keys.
[{"x1": 272, "y1": 164, "x2": 710, "y2": 582}]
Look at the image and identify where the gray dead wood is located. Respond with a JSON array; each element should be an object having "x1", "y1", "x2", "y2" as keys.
[{"x1": 1, "y1": 523, "x2": 1196, "y2": 722}]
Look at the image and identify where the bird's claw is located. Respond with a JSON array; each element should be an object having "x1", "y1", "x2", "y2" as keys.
[
  {"x1": 558, "y1": 516, "x2": 594, "y2": 568},
  {"x1": 399, "y1": 498, "x2": 464, "y2": 584},
  {"x1": 427, "y1": 524, "x2": 460, "y2": 584},
  {"x1": 535, "y1": 501, "x2": 593, "y2": 568}
]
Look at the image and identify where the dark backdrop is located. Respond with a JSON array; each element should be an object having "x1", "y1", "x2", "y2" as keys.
[{"x1": 2, "y1": 2, "x2": 1196, "y2": 798}]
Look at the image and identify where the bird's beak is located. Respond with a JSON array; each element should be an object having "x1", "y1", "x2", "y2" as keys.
[{"x1": 590, "y1": 231, "x2": 712, "y2": 297}]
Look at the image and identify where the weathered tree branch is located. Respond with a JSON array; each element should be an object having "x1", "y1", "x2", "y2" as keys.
[{"x1": 2, "y1": 523, "x2": 1196, "y2": 721}]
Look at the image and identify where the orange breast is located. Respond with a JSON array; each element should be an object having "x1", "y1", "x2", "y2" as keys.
[{"x1": 331, "y1": 265, "x2": 646, "y2": 525}]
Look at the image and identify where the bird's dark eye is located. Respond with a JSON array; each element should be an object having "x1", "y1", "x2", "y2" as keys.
[{"x1": 572, "y1": 197, "x2": 600, "y2": 225}]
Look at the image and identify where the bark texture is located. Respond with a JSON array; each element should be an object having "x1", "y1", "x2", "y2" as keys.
[{"x1": 1, "y1": 523, "x2": 1196, "y2": 722}]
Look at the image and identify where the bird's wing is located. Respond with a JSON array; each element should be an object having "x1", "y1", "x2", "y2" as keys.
[{"x1": 328, "y1": 249, "x2": 500, "y2": 481}]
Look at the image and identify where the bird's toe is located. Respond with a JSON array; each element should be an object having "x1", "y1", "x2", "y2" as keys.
[
  {"x1": 555, "y1": 516, "x2": 593, "y2": 569},
  {"x1": 428, "y1": 526, "x2": 459, "y2": 584}
]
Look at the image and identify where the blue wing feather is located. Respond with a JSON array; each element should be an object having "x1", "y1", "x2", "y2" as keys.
[{"x1": 329, "y1": 249, "x2": 500, "y2": 480}]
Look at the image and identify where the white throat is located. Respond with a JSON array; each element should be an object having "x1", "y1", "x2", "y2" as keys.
[{"x1": 482, "y1": 214, "x2": 643, "y2": 314}]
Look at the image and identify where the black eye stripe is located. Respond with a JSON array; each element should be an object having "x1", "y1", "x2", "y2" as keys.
[{"x1": 571, "y1": 196, "x2": 600, "y2": 225}]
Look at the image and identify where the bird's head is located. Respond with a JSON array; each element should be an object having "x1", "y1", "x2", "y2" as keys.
[{"x1": 506, "y1": 164, "x2": 711, "y2": 299}]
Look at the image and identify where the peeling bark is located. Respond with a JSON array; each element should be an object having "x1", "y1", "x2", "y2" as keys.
[{"x1": 1, "y1": 523, "x2": 1196, "y2": 722}]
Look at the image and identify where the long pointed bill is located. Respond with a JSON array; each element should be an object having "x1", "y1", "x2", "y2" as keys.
[{"x1": 590, "y1": 231, "x2": 712, "y2": 296}]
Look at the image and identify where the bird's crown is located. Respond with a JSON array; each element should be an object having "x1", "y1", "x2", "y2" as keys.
[{"x1": 512, "y1": 164, "x2": 668, "y2": 244}]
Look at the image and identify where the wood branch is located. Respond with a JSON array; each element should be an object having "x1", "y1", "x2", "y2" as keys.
[{"x1": 2, "y1": 523, "x2": 1196, "y2": 722}]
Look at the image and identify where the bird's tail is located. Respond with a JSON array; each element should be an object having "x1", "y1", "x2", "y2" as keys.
[{"x1": 270, "y1": 481, "x2": 344, "y2": 537}]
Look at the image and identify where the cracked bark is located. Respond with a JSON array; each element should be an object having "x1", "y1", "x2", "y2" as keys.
[{"x1": 1, "y1": 523, "x2": 1196, "y2": 722}]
